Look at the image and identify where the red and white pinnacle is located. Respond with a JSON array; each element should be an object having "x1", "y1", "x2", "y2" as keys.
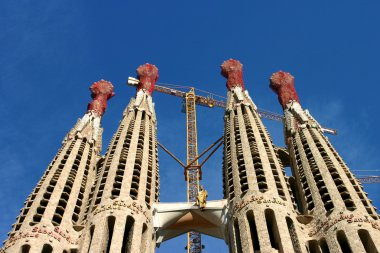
[
  {"x1": 221, "y1": 59, "x2": 245, "y2": 91},
  {"x1": 269, "y1": 71, "x2": 300, "y2": 109},
  {"x1": 136, "y1": 63, "x2": 159, "y2": 95},
  {"x1": 87, "y1": 80, "x2": 115, "y2": 116}
]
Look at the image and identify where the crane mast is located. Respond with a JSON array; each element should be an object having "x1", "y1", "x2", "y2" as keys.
[{"x1": 185, "y1": 89, "x2": 202, "y2": 253}]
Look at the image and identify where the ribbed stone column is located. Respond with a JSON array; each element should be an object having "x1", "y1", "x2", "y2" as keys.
[
  {"x1": 222, "y1": 60, "x2": 305, "y2": 253},
  {"x1": 270, "y1": 71, "x2": 380, "y2": 253},
  {"x1": 81, "y1": 64, "x2": 159, "y2": 253},
  {"x1": 3, "y1": 80, "x2": 114, "y2": 253}
]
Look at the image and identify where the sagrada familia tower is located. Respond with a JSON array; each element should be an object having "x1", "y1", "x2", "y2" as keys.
[{"x1": 2, "y1": 60, "x2": 379, "y2": 253}]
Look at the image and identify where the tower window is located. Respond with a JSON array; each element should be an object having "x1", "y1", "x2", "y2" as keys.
[
  {"x1": 246, "y1": 210, "x2": 260, "y2": 251},
  {"x1": 233, "y1": 219, "x2": 243, "y2": 253},
  {"x1": 20, "y1": 244, "x2": 30, "y2": 253},
  {"x1": 308, "y1": 240, "x2": 320, "y2": 253},
  {"x1": 41, "y1": 244, "x2": 53, "y2": 253},
  {"x1": 337, "y1": 230, "x2": 352, "y2": 253},
  {"x1": 319, "y1": 238, "x2": 330, "y2": 253},
  {"x1": 140, "y1": 223, "x2": 148, "y2": 253},
  {"x1": 286, "y1": 217, "x2": 301, "y2": 252},
  {"x1": 106, "y1": 216, "x2": 116, "y2": 253},
  {"x1": 358, "y1": 229, "x2": 378, "y2": 253},
  {"x1": 265, "y1": 209, "x2": 282, "y2": 251},
  {"x1": 121, "y1": 216, "x2": 135, "y2": 252}
]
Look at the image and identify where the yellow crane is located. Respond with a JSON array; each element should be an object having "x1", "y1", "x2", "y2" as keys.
[
  {"x1": 127, "y1": 78, "x2": 379, "y2": 253},
  {"x1": 184, "y1": 88, "x2": 202, "y2": 253}
]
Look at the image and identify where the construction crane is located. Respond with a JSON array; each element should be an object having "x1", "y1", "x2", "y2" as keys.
[
  {"x1": 150, "y1": 82, "x2": 337, "y2": 135},
  {"x1": 127, "y1": 78, "x2": 379, "y2": 253},
  {"x1": 357, "y1": 176, "x2": 380, "y2": 184},
  {"x1": 128, "y1": 78, "x2": 208, "y2": 252}
]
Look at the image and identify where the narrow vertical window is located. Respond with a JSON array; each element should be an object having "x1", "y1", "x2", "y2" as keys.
[
  {"x1": 233, "y1": 219, "x2": 243, "y2": 253},
  {"x1": 106, "y1": 216, "x2": 116, "y2": 253},
  {"x1": 265, "y1": 209, "x2": 282, "y2": 251},
  {"x1": 319, "y1": 238, "x2": 330, "y2": 253},
  {"x1": 358, "y1": 229, "x2": 378, "y2": 253},
  {"x1": 337, "y1": 230, "x2": 352, "y2": 253},
  {"x1": 286, "y1": 217, "x2": 301, "y2": 252},
  {"x1": 121, "y1": 216, "x2": 135, "y2": 252},
  {"x1": 289, "y1": 176, "x2": 303, "y2": 212},
  {"x1": 20, "y1": 244, "x2": 30, "y2": 253},
  {"x1": 246, "y1": 210, "x2": 260, "y2": 251},
  {"x1": 140, "y1": 223, "x2": 148, "y2": 253},
  {"x1": 41, "y1": 244, "x2": 53, "y2": 253},
  {"x1": 308, "y1": 240, "x2": 321, "y2": 253}
]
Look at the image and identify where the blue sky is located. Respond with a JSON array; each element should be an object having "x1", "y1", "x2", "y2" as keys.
[{"x1": 1, "y1": 1, "x2": 380, "y2": 252}]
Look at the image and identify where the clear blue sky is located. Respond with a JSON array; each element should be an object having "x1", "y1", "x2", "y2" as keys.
[{"x1": 1, "y1": 1, "x2": 380, "y2": 252}]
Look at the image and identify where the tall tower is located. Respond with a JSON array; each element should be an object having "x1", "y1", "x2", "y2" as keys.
[
  {"x1": 80, "y1": 64, "x2": 160, "y2": 253},
  {"x1": 2, "y1": 60, "x2": 380, "y2": 253},
  {"x1": 3, "y1": 80, "x2": 114, "y2": 253},
  {"x1": 270, "y1": 71, "x2": 380, "y2": 253},
  {"x1": 221, "y1": 59, "x2": 305, "y2": 253}
]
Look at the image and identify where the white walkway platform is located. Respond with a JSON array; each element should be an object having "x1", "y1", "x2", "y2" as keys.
[{"x1": 152, "y1": 199, "x2": 229, "y2": 245}]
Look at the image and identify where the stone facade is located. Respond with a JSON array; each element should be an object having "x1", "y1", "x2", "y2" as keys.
[
  {"x1": 269, "y1": 71, "x2": 380, "y2": 253},
  {"x1": 2, "y1": 61, "x2": 380, "y2": 253},
  {"x1": 221, "y1": 62, "x2": 380, "y2": 253},
  {"x1": 2, "y1": 80, "x2": 114, "y2": 253},
  {"x1": 80, "y1": 64, "x2": 159, "y2": 253},
  {"x1": 221, "y1": 60, "x2": 305, "y2": 253}
]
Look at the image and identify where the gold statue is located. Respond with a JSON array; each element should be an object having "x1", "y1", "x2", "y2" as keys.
[{"x1": 196, "y1": 185, "x2": 208, "y2": 211}]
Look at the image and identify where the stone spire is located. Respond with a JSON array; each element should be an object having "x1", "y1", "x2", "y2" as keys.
[
  {"x1": 66, "y1": 79, "x2": 114, "y2": 153},
  {"x1": 3, "y1": 80, "x2": 113, "y2": 253},
  {"x1": 81, "y1": 64, "x2": 159, "y2": 253},
  {"x1": 221, "y1": 60, "x2": 304, "y2": 253},
  {"x1": 270, "y1": 71, "x2": 380, "y2": 253}
]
